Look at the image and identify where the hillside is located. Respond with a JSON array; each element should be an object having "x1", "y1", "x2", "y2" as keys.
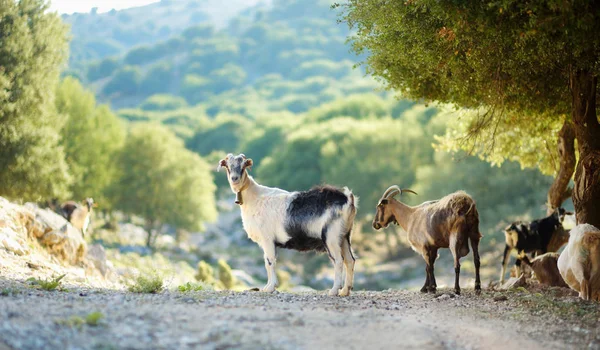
[{"x1": 64, "y1": 0, "x2": 271, "y2": 71}]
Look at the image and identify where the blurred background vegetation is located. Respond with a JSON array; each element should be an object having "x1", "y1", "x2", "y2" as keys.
[{"x1": 0, "y1": 0, "x2": 568, "y2": 291}]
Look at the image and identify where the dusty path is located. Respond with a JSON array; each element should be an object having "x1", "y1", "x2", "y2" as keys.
[{"x1": 1, "y1": 282, "x2": 599, "y2": 350}]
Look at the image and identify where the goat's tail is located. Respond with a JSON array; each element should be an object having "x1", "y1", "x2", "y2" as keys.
[{"x1": 342, "y1": 187, "x2": 358, "y2": 234}]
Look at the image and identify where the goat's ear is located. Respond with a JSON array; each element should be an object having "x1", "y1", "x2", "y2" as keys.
[
  {"x1": 243, "y1": 158, "x2": 253, "y2": 171},
  {"x1": 217, "y1": 159, "x2": 228, "y2": 172}
]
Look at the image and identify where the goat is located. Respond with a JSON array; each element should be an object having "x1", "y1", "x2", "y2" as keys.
[
  {"x1": 61, "y1": 198, "x2": 96, "y2": 236},
  {"x1": 521, "y1": 253, "x2": 568, "y2": 287},
  {"x1": 372, "y1": 186, "x2": 481, "y2": 295},
  {"x1": 558, "y1": 224, "x2": 600, "y2": 300},
  {"x1": 217, "y1": 153, "x2": 357, "y2": 296},
  {"x1": 500, "y1": 207, "x2": 569, "y2": 283}
]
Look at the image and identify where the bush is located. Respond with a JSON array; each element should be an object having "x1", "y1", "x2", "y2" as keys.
[
  {"x1": 27, "y1": 274, "x2": 66, "y2": 291},
  {"x1": 177, "y1": 282, "x2": 211, "y2": 292},
  {"x1": 218, "y1": 259, "x2": 236, "y2": 290},
  {"x1": 128, "y1": 273, "x2": 164, "y2": 293},
  {"x1": 195, "y1": 260, "x2": 214, "y2": 283}
]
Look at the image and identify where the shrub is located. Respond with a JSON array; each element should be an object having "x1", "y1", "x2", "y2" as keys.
[
  {"x1": 128, "y1": 273, "x2": 164, "y2": 293},
  {"x1": 27, "y1": 274, "x2": 66, "y2": 291},
  {"x1": 195, "y1": 260, "x2": 214, "y2": 283},
  {"x1": 218, "y1": 259, "x2": 236, "y2": 290}
]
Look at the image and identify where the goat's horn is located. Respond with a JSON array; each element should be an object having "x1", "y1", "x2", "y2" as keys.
[
  {"x1": 401, "y1": 189, "x2": 418, "y2": 196},
  {"x1": 382, "y1": 185, "x2": 402, "y2": 200}
]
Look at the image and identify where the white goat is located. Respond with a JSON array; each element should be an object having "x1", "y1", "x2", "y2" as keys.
[
  {"x1": 372, "y1": 186, "x2": 482, "y2": 294},
  {"x1": 558, "y1": 223, "x2": 600, "y2": 300},
  {"x1": 218, "y1": 153, "x2": 357, "y2": 296},
  {"x1": 61, "y1": 198, "x2": 96, "y2": 236}
]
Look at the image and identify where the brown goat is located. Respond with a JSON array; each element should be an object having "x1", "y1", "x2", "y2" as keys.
[
  {"x1": 61, "y1": 198, "x2": 96, "y2": 236},
  {"x1": 521, "y1": 253, "x2": 568, "y2": 287},
  {"x1": 372, "y1": 186, "x2": 482, "y2": 295}
]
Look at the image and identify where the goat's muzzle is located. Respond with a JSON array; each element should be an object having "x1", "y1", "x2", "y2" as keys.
[{"x1": 373, "y1": 222, "x2": 382, "y2": 230}]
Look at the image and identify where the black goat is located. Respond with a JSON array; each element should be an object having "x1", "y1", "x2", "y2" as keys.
[{"x1": 500, "y1": 207, "x2": 569, "y2": 283}]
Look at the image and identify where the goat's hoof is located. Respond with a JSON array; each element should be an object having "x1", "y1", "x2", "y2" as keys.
[
  {"x1": 261, "y1": 285, "x2": 276, "y2": 293},
  {"x1": 339, "y1": 287, "x2": 351, "y2": 297},
  {"x1": 428, "y1": 287, "x2": 437, "y2": 294},
  {"x1": 475, "y1": 286, "x2": 481, "y2": 295},
  {"x1": 420, "y1": 286, "x2": 428, "y2": 293},
  {"x1": 454, "y1": 289, "x2": 461, "y2": 295},
  {"x1": 328, "y1": 288, "x2": 341, "y2": 296}
]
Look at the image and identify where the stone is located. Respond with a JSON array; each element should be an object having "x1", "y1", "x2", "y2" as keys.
[
  {"x1": 87, "y1": 244, "x2": 109, "y2": 276},
  {"x1": 500, "y1": 274, "x2": 528, "y2": 290}
]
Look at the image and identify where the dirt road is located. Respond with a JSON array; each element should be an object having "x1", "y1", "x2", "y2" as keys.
[{"x1": 1, "y1": 283, "x2": 599, "y2": 350}]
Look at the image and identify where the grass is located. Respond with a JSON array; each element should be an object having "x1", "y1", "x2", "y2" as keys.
[
  {"x1": 27, "y1": 274, "x2": 66, "y2": 291},
  {"x1": 56, "y1": 312, "x2": 104, "y2": 329},
  {"x1": 1, "y1": 287, "x2": 20, "y2": 296},
  {"x1": 508, "y1": 288, "x2": 600, "y2": 326},
  {"x1": 128, "y1": 273, "x2": 164, "y2": 293},
  {"x1": 177, "y1": 281, "x2": 210, "y2": 292}
]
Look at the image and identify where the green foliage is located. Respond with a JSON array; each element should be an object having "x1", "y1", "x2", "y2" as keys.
[
  {"x1": 177, "y1": 282, "x2": 209, "y2": 292},
  {"x1": 27, "y1": 274, "x2": 67, "y2": 291},
  {"x1": 128, "y1": 272, "x2": 164, "y2": 293},
  {"x1": 209, "y1": 64, "x2": 247, "y2": 94},
  {"x1": 217, "y1": 259, "x2": 236, "y2": 290},
  {"x1": 87, "y1": 57, "x2": 120, "y2": 82},
  {"x1": 0, "y1": 0, "x2": 71, "y2": 201},
  {"x1": 56, "y1": 77, "x2": 125, "y2": 209},
  {"x1": 181, "y1": 74, "x2": 212, "y2": 104},
  {"x1": 103, "y1": 66, "x2": 142, "y2": 95},
  {"x1": 140, "y1": 62, "x2": 175, "y2": 95},
  {"x1": 140, "y1": 94, "x2": 188, "y2": 111},
  {"x1": 110, "y1": 124, "x2": 217, "y2": 233},
  {"x1": 341, "y1": 0, "x2": 600, "y2": 173},
  {"x1": 187, "y1": 115, "x2": 250, "y2": 156},
  {"x1": 85, "y1": 312, "x2": 104, "y2": 326},
  {"x1": 258, "y1": 116, "x2": 427, "y2": 211},
  {"x1": 195, "y1": 260, "x2": 215, "y2": 283}
]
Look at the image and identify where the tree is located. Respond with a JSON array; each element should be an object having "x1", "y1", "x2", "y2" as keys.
[
  {"x1": 343, "y1": 1, "x2": 600, "y2": 226},
  {"x1": 87, "y1": 57, "x2": 120, "y2": 82},
  {"x1": 0, "y1": 0, "x2": 71, "y2": 200},
  {"x1": 103, "y1": 66, "x2": 142, "y2": 96},
  {"x1": 111, "y1": 124, "x2": 217, "y2": 246},
  {"x1": 56, "y1": 77, "x2": 125, "y2": 209}
]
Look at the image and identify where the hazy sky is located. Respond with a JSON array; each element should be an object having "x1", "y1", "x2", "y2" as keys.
[{"x1": 50, "y1": 0, "x2": 160, "y2": 14}]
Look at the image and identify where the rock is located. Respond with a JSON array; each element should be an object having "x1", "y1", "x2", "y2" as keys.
[
  {"x1": 436, "y1": 293, "x2": 452, "y2": 301},
  {"x1": 500, "y1": 274, "x2": 527, "y2": 290},
  {"x1": 0, "y1": 198, "x2": 86, "y2": 265},
  {"x1": 87, "y1": 244, "x2": 109, "y2": 276}
]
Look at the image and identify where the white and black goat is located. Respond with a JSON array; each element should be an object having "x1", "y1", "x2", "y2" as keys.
[
  {"x1": 372, "y1": 186, "x2": 481, "y2": 295},
  {"x1": 218, "y1": 153, "x2": 357, "y2": 296},
  {"x1": 61, "y1": 198, "x2": 96, "y2": 236}
]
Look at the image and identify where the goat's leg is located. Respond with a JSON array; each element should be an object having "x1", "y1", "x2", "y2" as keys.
[
  {"x1": 420, "y1": 265, "x2": 430, "y2": 293},
  {"x1": 261, "y1": 243, "x2": 278, "y2": 293},
  {"x1": 325, "y1": 222, "x2": 344, "y2": 296},
  {"x1": 339, "y1": 234, "x2": 355, "y2": 297},
  {"x1": 500, "y1": 245, "x2": 511, "y2": 284},
  {"x1": 449, "y1": 237, "x2": 462, "y2": 295},
  {"x1": 471, "y1": 237, "x2": 481, "y2": 294},
  {"x1": 427, "y1": 248, "x2": 438, "y2": 293}
]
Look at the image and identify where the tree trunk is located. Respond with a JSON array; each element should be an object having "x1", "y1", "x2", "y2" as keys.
[
  {"x1": 145, "y1": 219, "x2": 156, "y2": 248},
  {"x1": 546, "y1": 120, "x2": 575, "y2": 215},
  {"x1": 571, "y1": 70, "x2": 600, "y2": 226}
]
